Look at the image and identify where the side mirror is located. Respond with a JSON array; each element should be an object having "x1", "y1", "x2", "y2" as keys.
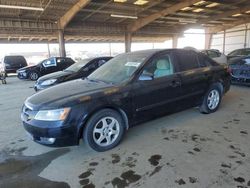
[{"x1": 139, "y1": 72, "x2": 153, "y2": 81}]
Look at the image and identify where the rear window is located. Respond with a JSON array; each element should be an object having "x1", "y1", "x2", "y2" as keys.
[
  {"x1": 198, "y1": 53, "x2": 219, "y2": 67},
  {"x1": 176, "y1": 50, "x2": 200, "y2": 71},
  {"x1": 4, "y1": 56, "x2": 27, "y2": 65}
]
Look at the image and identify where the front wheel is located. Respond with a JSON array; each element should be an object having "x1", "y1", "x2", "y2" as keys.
[
  {"x1": 83, "y1": 109, "x2": 125, "y2": 152},
  {"x1": 29, "y1": 71, "x2": 39, "y2": 81},
  {"x1": 199, "y1": 84, "x2": 222, "y2": 114}
]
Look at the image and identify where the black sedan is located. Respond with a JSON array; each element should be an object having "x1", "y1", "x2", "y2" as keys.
[
  {"x1": 34, "y1": 57, "x2": 112, "y2": 91},
  {"x1": 21, "y1": 49, "x2": 231, "y2": 151},
  {"x1": 17, "y1": 57, "x2": 75, "y2": 81},
  {"x1": 228, "y1": 56, "x2": 250, "y2": 86}
]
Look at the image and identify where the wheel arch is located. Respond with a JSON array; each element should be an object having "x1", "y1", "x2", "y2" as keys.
[{"x1": 77, "y1": 105, "x2": 129, "y2": 143}]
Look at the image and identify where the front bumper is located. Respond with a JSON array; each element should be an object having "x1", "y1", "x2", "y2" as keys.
[
  {"x1": 231, "y1": 76, "x2": 250, "y2": 86},
  {"x1": 17, "y1": 71, "x2": 29, "y2": 79},
  {"x1": 21, "y1": 105, "x2": 79, "y2": 147},
  {"x1": 23, "y1": 121, "x2": 78, "y2": 147}
]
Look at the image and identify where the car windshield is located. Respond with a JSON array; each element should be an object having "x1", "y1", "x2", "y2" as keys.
[
  {"x1": 65, "y1": 58, "x2": 92, "y2": 72},
  {"x1": 88, "y1": 51, "x2": 151, "y2": 84}
]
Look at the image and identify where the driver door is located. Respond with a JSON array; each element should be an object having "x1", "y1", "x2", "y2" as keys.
[{"x1": 132, "y1": 52, "x2": 182, "y2": 123}]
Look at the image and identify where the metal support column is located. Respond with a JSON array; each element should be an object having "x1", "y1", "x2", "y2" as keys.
[
  {"x1": 125, "y1": 32, "x2": 132, "y2": 53},
  {"x1": 205, "y1": 28, "x2": 212, "y2": 49},
  {"x1": 222, "y1": 30, "x2": 226, "y2": 54},
  {"x1": 47, "y1": 43, "x2": 51, "y2": 58},
  {"x1": 58, "y1": 29, "x2": 66, "y2": 57},
  {"x1": 172, "y1": 34, "x2": 178, "y2": 48},
  {"x1": 244, "y1": 25, "x2": 248, "y2": 48}
]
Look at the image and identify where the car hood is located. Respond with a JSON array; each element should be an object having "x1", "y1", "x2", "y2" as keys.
[
  {"x1": 37, "y1": 71, "x2": 72, "y2": 82},
  {"x1": 18, "y1": 65, "x2": 36, "y2": 71},
  {"x1": 25, "y1": 78, "x2": 115, "y2": 110}
]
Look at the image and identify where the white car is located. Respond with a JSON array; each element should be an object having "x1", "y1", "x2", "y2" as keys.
[{"x1": 201, "y1": 49, "x2": 227, "y2": 64}]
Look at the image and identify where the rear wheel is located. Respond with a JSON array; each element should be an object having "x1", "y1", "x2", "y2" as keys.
[
  {"x1": 83, "y1": 109, "x2": 125, "y2": 152},
  {"x1": 29, "y1": 71, "x2": 39, "y2": 81},
  {"x1": 199, "y1": 84, "x2": 222, "y2": 114}
]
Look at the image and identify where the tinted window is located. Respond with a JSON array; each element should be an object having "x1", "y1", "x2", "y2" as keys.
[
  {"x1": 228, "y1": 49, "x2": 250, "y2": 56},
  {"x1": 56, "y1": 58, "x2": 74, "y2": 69},
  {"x1": 176, "y1": 50, "x2": 200, "y2": 71},
  {"x1": 4, "y1": 56, "x2": 27, "y2": 66},
  {"x1": 97, "y1": 59, "x2": 107, "y2": 67},
  {"x1": 241, "y1": 49, "x2": 250, "y2": 56},
  {"x1": 198, "y1": 53, "x2": 218, "y2": 67},
  {"x1": 43, "y1": 58, "x2": 56, "y2": 67},
  {"x1": 228, "y1": 50, "x2": 241, "y2": 56},
  {"x1": 141, "y1": 54, "x2": 174, "y2": 79}
]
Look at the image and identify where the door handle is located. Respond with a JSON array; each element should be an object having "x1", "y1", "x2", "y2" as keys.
[{"x1": 170, "y1": 80, "x2": 181, "y2": 87}]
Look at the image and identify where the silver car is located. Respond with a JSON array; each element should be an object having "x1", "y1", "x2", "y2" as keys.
[{"x1": 202, "y1": 49, "x2": 227, "y2": 64}]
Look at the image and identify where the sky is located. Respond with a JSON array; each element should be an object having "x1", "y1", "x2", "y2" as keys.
[{"x1": 0, "y1": 29, "x2": 205, "y2": 64}]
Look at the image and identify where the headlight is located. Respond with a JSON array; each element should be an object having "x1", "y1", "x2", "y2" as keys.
[
  {"x1": 41, "y1": 79, "x2": 57, "y2": 86},
  {"x1": 34, "y1": 108, "x2": 70, "y2": 121}
]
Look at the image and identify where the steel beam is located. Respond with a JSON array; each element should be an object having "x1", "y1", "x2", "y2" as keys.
[
  {"x1": 58, "y1": 0, "x2": 91, "y2": 29},
  {"x1": 127, "y1": 0, "x2": 201, "y2": 32}
]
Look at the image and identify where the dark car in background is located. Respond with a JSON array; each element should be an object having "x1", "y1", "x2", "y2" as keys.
[
  {"x1": 2, "y1": 55, "x2": 27, "y2": 76},
  {"x1": 21, "y1": 49, "x2": 231, "y2": 152},
  {"x1": 17, "y1": 57, "x2": 75, "y2": 81},
  {"x1": 227, "y1": 48, "x2": 250, "y2": 60},
  {"x1": 34, "y1": 56, "x2": 113, "y2": 91},
  {"x1": 228, "y1": 56, "x2": 250, "y2": 86},
  {"x1": 201, "y1": 49, "x2": 227, "y2": 64}
]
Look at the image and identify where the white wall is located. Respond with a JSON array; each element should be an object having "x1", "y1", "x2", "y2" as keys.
[{"x1": 210, "y1": 23, "x2": 250, "y2": 55}]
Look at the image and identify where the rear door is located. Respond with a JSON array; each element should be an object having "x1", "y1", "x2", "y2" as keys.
[
  {"x1": 56, "y1": 58, "x2": 75, "y2": 70},
  {"x1": 175, "y1": 50, "x2": 211, "y2": 104},
  {"x1": 132, "y1": 51, "x2": 182, "y2": 122}
]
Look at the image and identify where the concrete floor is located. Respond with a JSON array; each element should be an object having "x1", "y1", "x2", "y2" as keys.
[{"x1": 0, "y1": 77, "x2": 250, "y2": 188}]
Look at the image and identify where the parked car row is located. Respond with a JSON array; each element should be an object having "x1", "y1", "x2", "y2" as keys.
[
  {"x1": 34, "y1": 57, "x2": 112, "y2": 91},
  {"x1": 21, "y1": 49, "x2": 231, "y2": 152},
  {"x1": 201, "y1": 48, "x2": 250, "y2": 86}
]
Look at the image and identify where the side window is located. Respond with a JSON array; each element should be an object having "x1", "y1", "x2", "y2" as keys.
[
  {"x1": 229, "y1": 50, "x2": 240, "y2": 56},
  {"x1": 88, "y1": 61, "x2": 98, "y2": 70},
  {"x1": 43, "y1": 58, "x2": 56, "y2": 67},
  {"x1": 141, "y1": 54, "x2": 174, "y2": 79},
  {"x1": 65, "y1": 58, "x2": 75, "y2": 66},
  {"x1": 242, "y1": 50, "x2": 250, "y2": 56},
  {"x1": 97, "y1": 59, "x2": 107, "y2": 67},
  {"x1": 177, "y1": 51, "x2": 200, "y2": 71}
]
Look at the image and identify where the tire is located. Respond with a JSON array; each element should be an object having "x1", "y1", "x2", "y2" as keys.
[
  {"x1": 29, "y1": 71, "x2": 39, "y2": 81},
  {"x1": 199, "y1": 83, "x2": 222, "y2": 114},
  {"x1": 83, "y1": 109, "x2": 125, "y2": 152}
]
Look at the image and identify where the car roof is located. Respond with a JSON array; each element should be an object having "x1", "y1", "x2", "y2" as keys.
[{"x1": 125, "y1": 48, "x2": 196, "y2": 56}]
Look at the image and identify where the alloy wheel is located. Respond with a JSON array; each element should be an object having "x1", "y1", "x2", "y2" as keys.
[
  {"x1": 93, "y1": 117, "x2": 120, "y2": 147},
  {"x1": 207, "y1": 89, "x2": 220, "y2": 110}
]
